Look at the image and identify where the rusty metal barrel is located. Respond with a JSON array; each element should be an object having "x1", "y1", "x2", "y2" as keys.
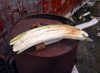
[{"x1": 10, "y1": 14, "x2": 79, "y2": 73}]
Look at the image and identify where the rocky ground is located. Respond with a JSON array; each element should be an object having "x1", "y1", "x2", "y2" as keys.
[{"x1": 72, "y1": 1, "x2": 100, "y2": 73}]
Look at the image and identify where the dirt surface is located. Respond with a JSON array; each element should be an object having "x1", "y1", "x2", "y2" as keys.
[{"x1": 72, "y1": 1, "x2": 100, "y2": 73}]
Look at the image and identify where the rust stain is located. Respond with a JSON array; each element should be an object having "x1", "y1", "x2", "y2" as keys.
[
  {"x1": 0, "y1": 21, "x2": 3, "y2": 31},
  {"x1": 42, "y1": 0, "x2": 49, "y2": 13}
]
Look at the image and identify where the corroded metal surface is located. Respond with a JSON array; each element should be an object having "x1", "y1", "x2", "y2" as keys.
[{"x1": 10, "y1": 14, "x2": 78, "y2": 73}]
